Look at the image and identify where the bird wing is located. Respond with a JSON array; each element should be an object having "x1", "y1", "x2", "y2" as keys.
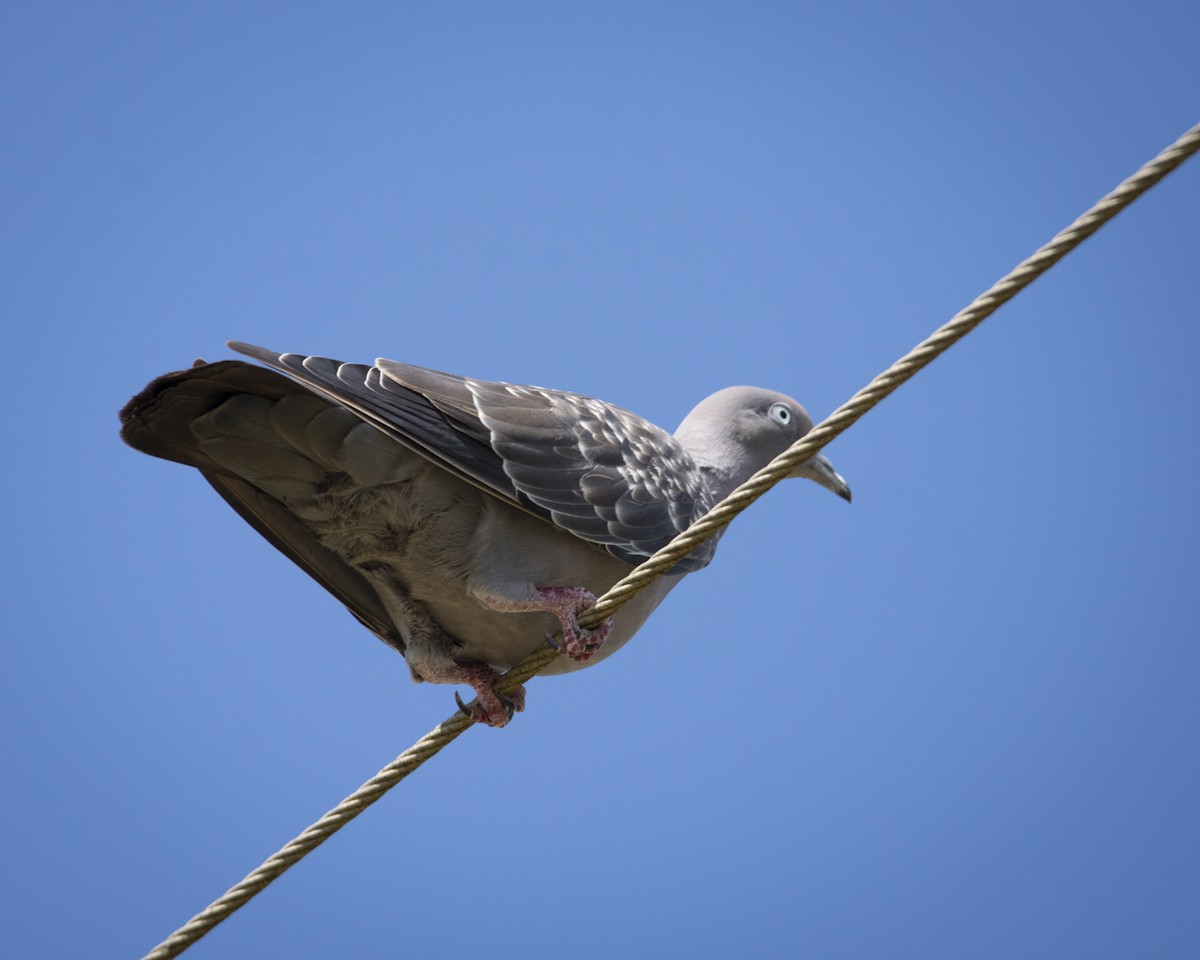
[
  {"x1": 119, "y1": 360, "x2": 407, "y2": 651},
  {"x1": 228, "y1": 341, "x2": 716, "y2": 571}
]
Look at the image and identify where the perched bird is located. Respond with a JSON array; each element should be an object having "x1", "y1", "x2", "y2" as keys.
[{"x1": 120, "y1": 342, "x2": 850, "y2": 726}]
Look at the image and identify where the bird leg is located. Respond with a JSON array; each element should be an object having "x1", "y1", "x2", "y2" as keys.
[
  {"x1": 475, "y1": 585, "x2": 612, "y2": 662},
  {"x1": 459, "y1": 664, "x2": 525, "y2": 727},
  {"x1": 412, "y1": 657, "x2": 524, "y2": 727}
]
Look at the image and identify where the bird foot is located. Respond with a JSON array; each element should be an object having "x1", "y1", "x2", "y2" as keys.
[
  {"x1": 450, "y1": 660, "x2": 525, "y2": 727},
  {"x1": 533, "y1": 586, "x2": 612, "y2": 661},
  {"x1": 474, "y1": 584, "x2": 613, "y2": 662}
]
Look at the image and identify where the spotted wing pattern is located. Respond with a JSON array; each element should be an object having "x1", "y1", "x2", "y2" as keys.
[{"x1": 228, "y1": 342, "x2": 717, "y2": 571}]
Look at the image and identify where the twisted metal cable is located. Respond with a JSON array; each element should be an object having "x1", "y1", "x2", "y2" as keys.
[
  {"x1": 141, "y1": 122, "x2": 1199, "y2": 960},
  {"x1": 141, "y1": 717, "x2": 474, "y2": 960}
]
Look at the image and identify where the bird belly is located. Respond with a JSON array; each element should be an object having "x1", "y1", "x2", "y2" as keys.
[
  {"x1": 306, "y1": 472, "x2": 682, "y2": 680},
  {"x1": 193, "y1": 389, "x2": 680, "y2": 683}
]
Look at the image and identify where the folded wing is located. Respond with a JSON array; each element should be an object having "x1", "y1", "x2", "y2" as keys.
[{"x1": 228, "y1": 341, "x2": 716, "y2": 571}]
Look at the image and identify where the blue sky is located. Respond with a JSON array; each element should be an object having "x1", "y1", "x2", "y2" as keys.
[{"x1": 3, "y1": 3, "x2": 1198, "y2": 958}]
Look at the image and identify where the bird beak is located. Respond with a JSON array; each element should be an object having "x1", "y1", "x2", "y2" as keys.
[{"x1": 792, "y1": 452, "x2": 852, "y2": 502}]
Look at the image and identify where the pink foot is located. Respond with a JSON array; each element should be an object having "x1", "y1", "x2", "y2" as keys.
[
  {"x1": 533, "y1": 586, "x2": 613, "y2": 661},
  {"x1": 474, "y1": 585, "x2": 613, "y2": 662},
  {"x1": 451, "y1": 660, "x2": 525, "y2": 728}
]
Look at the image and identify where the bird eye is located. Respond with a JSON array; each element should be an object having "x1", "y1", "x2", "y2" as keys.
[{"x1": 769, "y1": 402, "x2": 792, "y2": 425}]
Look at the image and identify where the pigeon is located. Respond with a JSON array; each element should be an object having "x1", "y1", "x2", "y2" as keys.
[{"x1": 120, "y1": 342, "x2": 851, "y2": 726}]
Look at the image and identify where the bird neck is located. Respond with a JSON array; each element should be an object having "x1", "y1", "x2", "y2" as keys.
[
  {"x1": 675, "y1": 413, "x2": 757, "y2": 500},
  {"x1": 687, "y1": 443, "x2": 751, "y2": 502}
]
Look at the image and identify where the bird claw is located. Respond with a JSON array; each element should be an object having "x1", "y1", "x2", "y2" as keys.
[
  {"x1": 545, "y1": 624, "x2": 606, "y2": 661},
  {"x1": 558, "y1": 617, "x2": 612, "y2": 662},
  {"x1": 453, "y1": 682, "x2": 525, "y2": 727},
  {"x1": 475, "y1": 585, "x2": 612, "y2": 662}
]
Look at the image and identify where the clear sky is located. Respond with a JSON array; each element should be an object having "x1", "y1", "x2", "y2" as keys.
[{"x1": 3, "y1": 3, "x2": 1198, "y2": 958}]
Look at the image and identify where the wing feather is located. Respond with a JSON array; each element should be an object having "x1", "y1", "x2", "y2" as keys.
[{"x1": 228, "y1": 341, "x2": 716, "y2": 571}]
